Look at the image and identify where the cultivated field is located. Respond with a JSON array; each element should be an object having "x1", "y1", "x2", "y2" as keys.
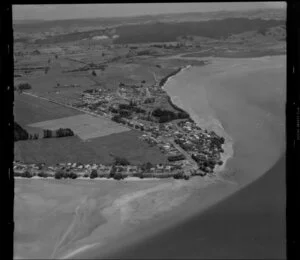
[
  {"x1": 14, "y1": 93, "x2": 82, "y2": 125},
  {"x1": 14, "y1": 130, "x2": 167, "y2": 165},
  {"x1": 29, "y1": 114, "x2": 130, "y2": 140}
]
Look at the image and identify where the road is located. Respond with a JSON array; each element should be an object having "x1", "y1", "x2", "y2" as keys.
[{"x1": 169, "y1": 140, "x2": 198, "y2": 172}]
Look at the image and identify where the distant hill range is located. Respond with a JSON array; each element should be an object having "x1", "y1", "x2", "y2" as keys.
[
  {"x1": 13, "y1": 8, "x2": 285, "y2": 33},
  {"x1": 28, "y1": 17, "x2": 284, "y2": 45}
]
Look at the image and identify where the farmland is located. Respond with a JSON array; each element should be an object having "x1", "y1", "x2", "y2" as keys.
[
  {"x1": 14, "y1": 93, "x2": 82, "y2": 125},
  {"x1": 29, "y1": 114, "x2": 130, "y2": 140},
  {"x1": 14, "y1": 130, "x2": 167, "y2": 165}
]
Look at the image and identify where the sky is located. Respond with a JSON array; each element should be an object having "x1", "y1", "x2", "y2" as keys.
[{"x1": 13, "y1": 2, "x2": 286, "y2": 21}]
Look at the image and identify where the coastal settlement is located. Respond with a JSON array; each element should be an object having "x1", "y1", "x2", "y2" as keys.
[{"x1": 15, "y1": 65, "x2": 226, "y2": 180}]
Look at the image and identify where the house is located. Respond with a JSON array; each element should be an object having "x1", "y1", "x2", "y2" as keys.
[
  {"x1": 156, "y1": 164, "x2": 164, "y2": 170},
  {"x1": 165, "y1": 165, "x2": 172, "y2": 172},
  {"x1": 150, "y1": 167, "x2": 156, "y2": 173},
  {"x1": 127, "y1": 165, "x2": 138, "y2": 173},
  {"x1": 44, "y1": 170, "x2": 55, "y2": 176},
  {"x1": 75, "y1": 170, "x2": 87, "y2": 176}
]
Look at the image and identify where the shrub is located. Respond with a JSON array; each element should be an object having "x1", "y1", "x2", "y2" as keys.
[
  {"x1": 14, "y1": 171, "x2": 21, "y2": 177},
  {"x1": 43, "y1": 129, "x2": 53, "y2": 138},
  {"x1": 38, "y1": 172, "x2": 48, "y2": 178},
  {"x1": 114, "y1": 157, "x2": 130, "y2": 166},
  {"x1": 90, "y1": 169, "x2": 98, "y2": 179},
  {"x1": 92, "y1": 70, "x2": 97, "y2": 76},
  {"x1": 69, "y1": 172, "x2": 78, "y2": 179},
  {"x1": 23, "y1": 171, "x2": 32, "y2": 178},
  {"x1": 17, "y1": 83, "x2": 32, "y2": 91},
  {"x1": 113, "y1": 172, "x2": 123, "y2": 180},
  {"x1": 56, "y1": 128, "x2": 74, "y2": 138},
  {"x1": 112, "y1": 115, "x2": 125, "y2": 123},
  {"x1": 54, "y1": 170, "x2": 64, "y2": 179},
  {"x1": 14, "y1": 122, "x2": 29, "y2": 141}
]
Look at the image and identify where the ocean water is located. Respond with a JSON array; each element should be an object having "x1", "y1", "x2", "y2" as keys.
[
  {"x1": 79, "y1": 56, "x2": 286, "y2": 259},
  {"x1": 164, "y1": 55, "x2": 286, "y2": 185}
]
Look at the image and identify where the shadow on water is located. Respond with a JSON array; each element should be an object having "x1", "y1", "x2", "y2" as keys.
[{"x1": 101, "y1": 155, "x2": 286, "y2": 259}]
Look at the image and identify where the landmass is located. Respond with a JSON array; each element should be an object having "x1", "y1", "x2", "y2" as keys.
[{"x1": 13, "y1": 7, "x2": 286, "y2": 259}]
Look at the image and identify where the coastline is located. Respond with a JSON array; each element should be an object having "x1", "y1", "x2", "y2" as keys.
[{"x1": 161, "y1": 64, "x2": 234, "y2": 175}]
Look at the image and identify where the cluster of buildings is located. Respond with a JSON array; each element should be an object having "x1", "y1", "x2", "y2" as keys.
[
  {"x1": 63, "y1": 71, "x2": 226, "y2": 177},
  {"x1": 174, "y1": 120, "x2": 225, "y2": 172},
  {"x1": 13, "y1": 160, "x2": 189, "y2": 179}
]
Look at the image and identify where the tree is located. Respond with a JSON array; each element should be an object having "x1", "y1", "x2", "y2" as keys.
[
  {"x1": 38, "y1": 172, "x2": 47, "y2": 178},
  {"x1": 54, "y1": 170, "x2": 64, "y2": 179},
  {"x1": 23, "y1": 171, "x2": 32, "y2": 178},
  {"x1": 112, "y1": 115, "x2": 124, "y2": 124},
  {"x1": 17, "y1": 83, "x2": 32, "y2": 91},
  {"x1": 56, "y1": 128, "x2": 74, "y2": 138},
  {"x1": 113, "y1": 172, "x2": 123, "y2": 180},
  {"x1": 90, "y1": 169, "x2": 98, "y2": 179},
  {"x1": 141, "y1": 162, "x2": 153, "y2": 172},
  {"x1": 109, "y1": 165, "x2": 117, "y2": 178},
  {"x1": 114, "y1": 156, "x2": 130, "y2": 166},
  {"x1": 43, "y1": 129, "x2": 53, "y2": 138},
  {"x1": 45, "y1": 67, "x2": 49, "y2": 74},
  {"x1": 69, "y1": 172, "x2": 77, "y2": 179},
  {"x1": 14, "y1": 122, "x2": 29, "y2": 141}
]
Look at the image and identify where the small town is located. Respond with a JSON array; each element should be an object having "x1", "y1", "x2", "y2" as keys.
[
  {"x1": 72, "y1": 67, "x2": 226, "y2": 175},
  {"x1": 14, "y1": 67, "x2": 226, "y2": 180}
]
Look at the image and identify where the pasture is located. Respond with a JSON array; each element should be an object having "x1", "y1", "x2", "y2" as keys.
[
  {"x1": 14, "y1": 130, "x2": 167, "y2": 165},
  {"x1": 28, "y1": 114, "x2": 130, "y2": 140},
  {"x1": 14, "y1": 93, "x2": 82, "y2": 125}
]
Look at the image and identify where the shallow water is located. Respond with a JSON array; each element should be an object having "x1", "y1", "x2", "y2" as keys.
[
  {"x1": 62, "y1": 56, "x2": 287, "y2": 259},
  {"x1": 164, "y1": 55, "x2": 286, "y2": 185},
  {"x1": 100, "y1": 56, "x2": 287, "y2": 259}
]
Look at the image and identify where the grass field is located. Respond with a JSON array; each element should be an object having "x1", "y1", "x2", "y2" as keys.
[
  {"x1": 14, "y1": 130, "x2": 167, "y2": 165},
  {"x1": 29, "y1": 114, "x2": 130, "y2": 140},
  {"x1": 14, "y1": 93, "x2": 83, "y2": 125}
]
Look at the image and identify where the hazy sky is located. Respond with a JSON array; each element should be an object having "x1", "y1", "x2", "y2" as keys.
[{"x1": 13, "y1": 2, "x2": 286, "y2": 21}]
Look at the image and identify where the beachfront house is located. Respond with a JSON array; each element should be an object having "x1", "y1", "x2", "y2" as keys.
[{"x1": 127, "y1": 166, "x2": 138, "y2": 175}]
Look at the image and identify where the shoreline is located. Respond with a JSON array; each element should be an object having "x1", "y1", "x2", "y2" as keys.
[
  {"x1": 161, "y1": 64, "x2": 234, "y2": 174},
  {"x1": 60, "y1": 243, "x2": 101, "y2": 259},
  {"x1": 14, "y1": 176, "x2": 164, "y2": 181}
]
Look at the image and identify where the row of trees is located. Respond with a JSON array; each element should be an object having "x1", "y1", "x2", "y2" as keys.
[
  {"x1": 14, "y1": 122, "x2": 40, "y2": 142},
  {"x1": 43, "y1": 128, "x2": 74, "y2": 138},
  {"x1": 14, "y1": 83, "x2": 32, "y2": 92},
  {"x1": 14, "y1": 122, "x2": 29, "y2": 141},
  {"x1": 152, "y1": 108, "x2": 189, "y2": 123}
]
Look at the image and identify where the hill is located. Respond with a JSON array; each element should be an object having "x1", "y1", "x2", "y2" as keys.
[{"x1": 32, "y1": 18, "x2": 284, "y2": 45}]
